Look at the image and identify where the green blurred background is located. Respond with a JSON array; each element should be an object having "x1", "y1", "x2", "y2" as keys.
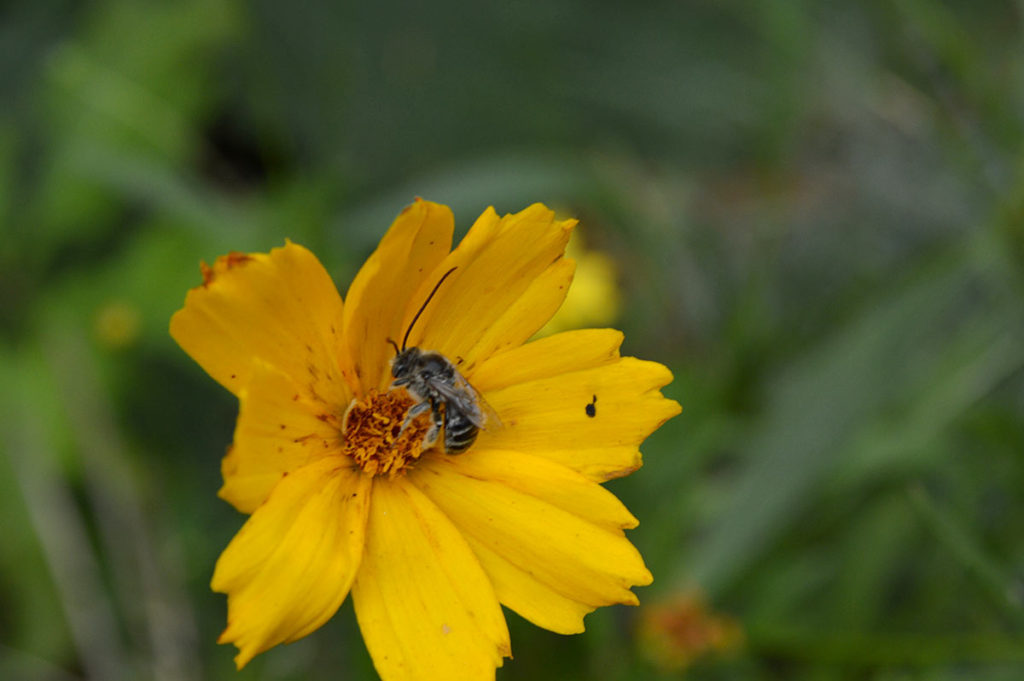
[{"x1": 3, "y1": 0, "x2": 1024, "y2": 679}]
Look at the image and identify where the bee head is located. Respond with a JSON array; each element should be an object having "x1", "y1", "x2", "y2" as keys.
[{"x1": 390, "y1": 346, "x2": 421, "y2": 378}]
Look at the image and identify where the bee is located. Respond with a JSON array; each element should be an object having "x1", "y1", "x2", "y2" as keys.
[{"x1": 388, "y1": 267, "x2": 499, "y2": 454}]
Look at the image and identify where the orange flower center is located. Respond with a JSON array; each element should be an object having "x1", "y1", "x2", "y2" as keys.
[{"x1": 342, "y1": 389, "x2": 432, "y2": 476}]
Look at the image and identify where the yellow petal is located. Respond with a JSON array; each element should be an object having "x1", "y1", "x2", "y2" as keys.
[
  {"x1": 462, "y1": 258, "x2": 576, "y2": 370},
  {"x1": 401, "y1": 204, "x2": 576, "y2": 375},
  {"x1": 476, "y1": 357, "x2": 681, "y2": 481},
  {"x1": 423, "y1": 448, "x2": 639, "y2": 533},
  {"x1": 212, "y1": 457, "x2": 371, "y2": 669},
  {"x1": 339, "y1": 199, "x2": 454, "y2": 395},
  {"x1": 470, "y1": 328, "x2": 625, "y2": 393},
  {"x1": 458, "y1": 537, "x2": 594, "y2": 634},
  {"x1": 218, "y1": 361, "x2": 344, "y2": 513},
  {"x1": 413, "y1": 454, "x2": 652, "y2": 635},
  {"x1": 169, "y1": 242, "x2": 347, "y2": 405},
  {"x1": 352, "y1": 477, "x2": 510, "y2": 681}
]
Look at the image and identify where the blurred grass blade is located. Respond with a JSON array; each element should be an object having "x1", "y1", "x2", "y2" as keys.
[
  {"x1": 41, "y1": 315, "x2": 200, "y2": 681},
  {"x1": 0, "y1": 348, "x2": 129, "y2": 681},
  {"x1": 908, "y1": 483, "x2": 1024, "y2": 617},
  {"x1": 690, "y1": 232, "x2": 1024, "y2": 595}
]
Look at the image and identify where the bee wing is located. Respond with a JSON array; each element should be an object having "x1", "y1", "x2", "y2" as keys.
[
  {"x1": 470, "y1": 387, "x2": 503, "y2": 431},
  {"x1": 434, "y1": 373, "x2": 503, "y2": 431},
  {"x1": 476, "y1": 394, "x2": 503, "y2": 431}
]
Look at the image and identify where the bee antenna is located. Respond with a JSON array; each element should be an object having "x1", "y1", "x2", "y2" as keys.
[
  {"x1": 386, "y1": 338, "x2": 400, "y2": 356},
  {"x1": 402, "y1": 266, "x2": 458, "y2": 351}
]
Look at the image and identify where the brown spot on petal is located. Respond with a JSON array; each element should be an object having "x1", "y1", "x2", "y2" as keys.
[
  {"x1": 200, "y1": 261, "x2": 214, "y2": 287},
  {"x1": 223, "y1": 252, "x2": 253, "y2": 268},
  {"x1": 200, "y1": 252, "x2": 253, "y2": 287},
  {"x1": 315, "y1": 412, "x2": 342, "y2": 428}
]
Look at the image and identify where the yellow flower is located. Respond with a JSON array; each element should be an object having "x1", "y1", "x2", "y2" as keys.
[
  {"x1": 539, "y1": 229, "x2": 621, "y2": 336},
  {"x1": 170, "y1": 200, "x2": 680, "y2": 680},
  {"x1": 95, "y1": 300, "x2": 142, "y2": 348}
]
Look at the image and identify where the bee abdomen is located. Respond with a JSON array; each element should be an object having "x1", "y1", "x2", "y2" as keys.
[{"x1": 444, "y1": 413, "x2": 479, "y2": 454}]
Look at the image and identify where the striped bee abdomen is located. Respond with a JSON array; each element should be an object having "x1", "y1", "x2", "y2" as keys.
[{"x1": 443, "y1": 409, "x2": 479, "y2": 454}]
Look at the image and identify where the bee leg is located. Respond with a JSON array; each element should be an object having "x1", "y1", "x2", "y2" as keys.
[
  {"x1": 397, "y1": 400, "x2": 431, "y2": 437},
  {"x1": 422, "y1": 423, "x2": 440, "y2": 450},
  {"x1": 420, "y1": 399, "x2": 445, "y2": 450}
]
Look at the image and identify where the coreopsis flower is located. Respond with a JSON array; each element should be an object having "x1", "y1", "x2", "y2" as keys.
[{"x1": 170, "y1": 200, "x2": 680, "y2": 680}]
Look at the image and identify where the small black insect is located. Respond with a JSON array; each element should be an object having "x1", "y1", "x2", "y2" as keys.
[
  {"x1": 388, "y1": 267, "x2": 499, "y2": 454},
  {"x1": 585, "y1": 394, "x2": 597, "y2": 418}
]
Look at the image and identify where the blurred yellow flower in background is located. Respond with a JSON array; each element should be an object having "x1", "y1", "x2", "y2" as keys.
[
  {"x1": 169, "y1": 199, "x2": 679, "y2": 680},
  {"x1": 539, "y1": 229, "x2": 621, "y2": 336},
  {"x1": 94, "y1": 300, "x2": 142, "y2": 349}
]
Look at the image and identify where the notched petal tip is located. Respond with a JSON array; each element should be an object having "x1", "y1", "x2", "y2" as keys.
[
  {"x1": 186, "y1": 241, "x2": 320, "y2": 295},
  {"x1": 631, "y1": 359, "x2": 682, "y2": 425},
  {"x1": 198, "y1": 251, "x2": 255, "y2": 289},
  {"x1": 170, "y1": 241, "x2": 348, "y2": 403},
  {"x1": 659, "y1": 400, "x2": 683, "y2": 422},
  {"x1": 217, "y1": 623, "x2": 257, "y2": 670},
  {"x1": 637, "y1": 360, "x2": 676, "y2": 392},
  {"x1": 232, "y1": 645, "x2": 255, "y2": 671},
  {"x1": 619, "y1": 592, "x2": 641, "y2": 608},
  {"x1": 216, "y1": 626, "x2": 231, "y2": 645},
  {"x1": 647, "y1": 368, "x2": 683, "y2": 427},
  {"x1": 602, "y1": 454, "x2": 644, "y2": 481}
]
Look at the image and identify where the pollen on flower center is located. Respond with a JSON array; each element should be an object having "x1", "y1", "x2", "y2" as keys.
[{"x1": 342, "y1": 389, "x2": 433, "y2": 476}]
